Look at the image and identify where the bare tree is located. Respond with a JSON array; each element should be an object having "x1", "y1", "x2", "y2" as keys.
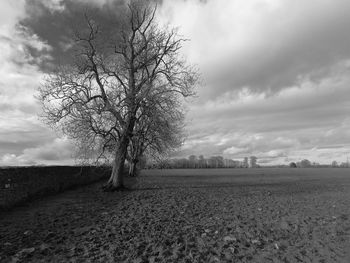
[
  {"x1": 126, "y1": 85, "x2": 185, "y2": 176},
  {"x1": 331, "y1": 161, "x2": 338, "y2": 167},
  {"x1": 38, "y1": 1, "x2": 198, "y2": 190}
]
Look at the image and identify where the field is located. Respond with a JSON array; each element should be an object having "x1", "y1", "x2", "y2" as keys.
[{"x1": 1, "y1": 168, "x2": 350, "y2": 262}]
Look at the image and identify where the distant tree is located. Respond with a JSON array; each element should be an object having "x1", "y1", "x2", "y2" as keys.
[
  {"x1": 177, "y1": 158, "x2": 189, "y2": 169},
  {"x1": 243, "y1": 157, "x2": 249, "y2": 168},
  {"x1": 198, "y1": 155, "x2": 205, "y2": 168},
  {"x1": 339, "y1": 162, "x2": 349, "y2": 168},
  {"x1": 299, "y1": 159, "x2": 312, "y2": 168},
  {"x1": 188, "y1": 155, "x2": 198, "y2": 168},
  {"x1": 207, "y1": 156, "x2": 220, "y2": 168},
  {"x1": 204, "y1": 156, "x2": 224, "y2": 168},
  {"x1": 249, "y1": 156, "x2": 257, "y2": 168},
  {"x1": 312, "y1": 162, "x2": 320, "y2": 167},
  {"x1": 289, "y1": 162, "x2": 297, "y2": 168},
  {"x1": 216, "y1": 156, "x2": 224, "y2": 168},
  {"x1": 331, "y1": 161, "x2": 338, "y2": 168}
]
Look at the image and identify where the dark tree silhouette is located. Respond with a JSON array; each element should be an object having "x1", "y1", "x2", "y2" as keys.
[{"x1": 289, "y1": 162, "x2": 297, "y2": 168}]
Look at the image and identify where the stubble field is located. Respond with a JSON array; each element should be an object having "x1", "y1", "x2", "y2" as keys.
[{"x1": 1, "y1": 168, "x2": 350, "y2": 262}]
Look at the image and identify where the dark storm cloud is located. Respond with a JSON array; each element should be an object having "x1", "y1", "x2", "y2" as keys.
[{"x1": 20, "y1": 0, "x2": 127, "y2": 71}]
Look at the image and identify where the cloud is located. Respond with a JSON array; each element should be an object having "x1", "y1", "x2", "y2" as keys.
[
  {"x1": 223, "y1": 146, "x2": 248, "y2": 155},
  {"x1": 264, "y1": 150, "x2": 287, "y2": 158},
  {"x1": 176, "y1": 69, "x2": 350, "y2": 163},
  {"x1": 0, "y1": 138, "x2": 74, "y2": 166},
  {"x1": 1, "y1": 0, "x2": 350, "y2": 166},
  {"x1": 0, "y1": 1, "x2": 50, "y2": 117},
  {"x1": 0, "y1": 0, "x2": 59, "y2": 164},
  {"x1": 0, "y1": 1, "x2": 25, "y2": 27},
  {"x1": 158, "y1": 0, "x2": 350, "y2": 98}
]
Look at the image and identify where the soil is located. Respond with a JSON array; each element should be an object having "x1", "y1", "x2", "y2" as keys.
[{"x1": 0, "y1": 168, "x2": 350, "y2": 262}]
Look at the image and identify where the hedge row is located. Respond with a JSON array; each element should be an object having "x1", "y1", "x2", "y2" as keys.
[{"x1": 0, "y1": 166, "x2": 111, "y2": 211}]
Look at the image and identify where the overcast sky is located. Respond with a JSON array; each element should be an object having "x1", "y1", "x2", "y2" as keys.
[{"x1": 1, "y1": 0, "x2": 350, "y2": 166}]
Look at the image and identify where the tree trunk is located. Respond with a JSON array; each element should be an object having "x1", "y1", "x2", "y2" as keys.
[
  {"x1": 103, "y1": 134, "x2": 129, "y2": 191},
  {"x1": 129, "y1": 162, "x2": 135, "y2": 176},
  {"x1": 103, "y1": 113, "x2": 137, "y2": 191},
  {"x1": 128, "y1": 161, "x2": 135, "y2": 177},
  {"x1": 104, "y1": 70, "x2": 137, "y2": 190},
  {"x1": 128, "y1": 160, "x2": 139, "y2": 177}
]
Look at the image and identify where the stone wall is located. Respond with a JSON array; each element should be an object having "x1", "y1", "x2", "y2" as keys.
[{"x1": 0, "y1": 166, "x2": 111, "y2": 211}]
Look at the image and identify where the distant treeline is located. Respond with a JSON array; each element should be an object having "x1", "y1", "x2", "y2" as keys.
[
  {"x1": 145, "y1": 156, "x2": 350, "y2": 169},
  {"x1": 288, "y1": 159, "x2": 349, "y2": 168},
  {"x1": 146, "y1": 155, "x2": 258, "y2": 169}
]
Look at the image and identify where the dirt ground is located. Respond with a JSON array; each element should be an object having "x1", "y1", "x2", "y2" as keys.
[{"x1": 1, "y1": 168, "x2": 350, "y2": 262}]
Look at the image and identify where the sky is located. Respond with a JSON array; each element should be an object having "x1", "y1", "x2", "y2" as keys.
[{"x1": 0, "y1": 0, "x2": 350, "y2": 166}]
